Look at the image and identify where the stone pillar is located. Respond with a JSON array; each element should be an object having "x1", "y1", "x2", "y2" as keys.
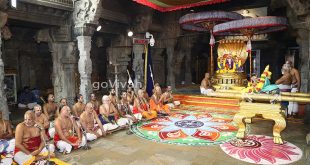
[
  {"x1": 77, "y1": 36, "x2": 92, "y2": 102},
  {"x1": 133, "y1": 45, "x2": 145, "y2": 90},
  {"x1": 0, "y1": 10, "x2": 9, "y2": 120},
  {"x1": 185, "y1": 52, "x2": 192, "y2": 84},
  {"x1": 62, "y1": 57, "x2": 77, "y2": 106},
  {"x1": 0, "y1": 30, "x2": 9, "y2": 120},
  {"x1": 296, "y1": 28, "x2": 310, "y2": 93},
  {"x1": 166, "y1": 46, "x2": 176, "y2": 88},
  {"x1": 48, "y1": 42, "x2": 77, "y2": 104}
]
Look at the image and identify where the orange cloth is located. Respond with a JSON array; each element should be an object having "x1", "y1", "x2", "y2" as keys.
[
  {"x1": 149, "y1": 98, "x2": 170, "y2": 113},
  {"x1": 142, "y1": 110, "x2": 157, "y2": 120},
  {"x1": 133, "y1": 104, "x2": 157, "y2": 120},
  {"x1": 54, "y1": 134, "x2": 79, "y2": 149},
  {"x1": 14, "y1": 136, "x2": 41, "y2": 153}
]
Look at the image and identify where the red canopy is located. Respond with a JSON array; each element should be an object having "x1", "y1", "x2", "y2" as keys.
[{"x1": 133, "y1": 0, "x2": 230, "y2": 12}]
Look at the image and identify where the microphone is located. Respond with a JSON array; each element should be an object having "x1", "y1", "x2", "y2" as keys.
[{"x1": 34, "y1": 124, "x2": 44, "y2": 131}]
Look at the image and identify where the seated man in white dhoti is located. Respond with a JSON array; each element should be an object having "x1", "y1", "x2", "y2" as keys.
[
  {"x1": 118, "y1": 91, "x2": 141, "y2": 124},
  {"x1": 34, "y1": 105, "x2": 50, "y2": 139},
  {"x1": 18, "y1": 87, "x2": 37, "y2": 109},
  {"x1": 0, "y1": 111, "x2": 15, "y2": 165},
  {"x1": 286, "y1": 61, "x2": 301, "y2": 117},
  {"x1": 80, "y1": 103, "x2": 106, "y2": 141},
  {"x1": 276, "y1": 64, "x2": 292, "y2": 114},
  {"x1": 43, "y1": 94, "x2": 59, "y2": 138},
  {"x1": 98, "y1": 96, "x2": 120, "y2": 131},
  {"x1": 200, "y1": 73, "x2": 215, "y2": 95},
  {"x1": 54, "y1": 106, "x2": 86, "y2": 154},
  {"x1": 14, "y1": 111, "x2": 55, "y2": 165},
  {"x1": 162, "y1": 85, "x2": 180, "y2": 109}
]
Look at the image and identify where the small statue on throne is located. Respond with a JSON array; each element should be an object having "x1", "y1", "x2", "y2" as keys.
[{"x1": 234, "y1": 56, "x2": 243, "y2": 72}]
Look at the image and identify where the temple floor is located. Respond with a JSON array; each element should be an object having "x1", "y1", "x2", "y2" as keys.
[{"x1": 57, "y1": 116, "x2": 310, "y2": 165}]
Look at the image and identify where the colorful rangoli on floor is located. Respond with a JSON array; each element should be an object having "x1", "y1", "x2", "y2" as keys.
[
  {"x1": 220, "y1": 135, "x2": 303, "y2": 165},
  {"x1": 131, "y1": 111, "x2": 238, "y2": 146}
]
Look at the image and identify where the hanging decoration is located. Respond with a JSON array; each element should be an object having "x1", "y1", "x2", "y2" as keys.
[
  {"x1": 132, "y1": 0, "x2": 230, "y2": 12},
  {"x1": 213, "y1": 16, "x2": 288, "y2": 77},
  {"x1": 179, "y1": 11, "x2": 244, "y2": 76}
]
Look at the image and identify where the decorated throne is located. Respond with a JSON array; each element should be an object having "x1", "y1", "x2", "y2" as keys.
[{"x1": 212, "y1": 39, "x2": 248, "y2": 90}]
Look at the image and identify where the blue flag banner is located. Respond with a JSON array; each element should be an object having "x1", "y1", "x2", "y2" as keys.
[{"x1": 144, "y1": 45, "x2": 154, "y2": 97}]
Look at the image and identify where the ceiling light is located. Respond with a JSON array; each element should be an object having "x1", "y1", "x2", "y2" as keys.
[
  {"x1": 127, "y1": 31, "x2": 133, "y2": 37},
  {"x1": 96, "y1": 25, "x2": 102, "y2": 31}
]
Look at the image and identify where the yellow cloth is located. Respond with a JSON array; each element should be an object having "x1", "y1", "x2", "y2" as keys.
[{"x1": 142, "y1": 110, "x2": 157, "y2": 120}]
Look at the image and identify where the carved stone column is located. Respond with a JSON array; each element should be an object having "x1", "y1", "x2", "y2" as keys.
[
  {"x1": 73, "y1": 0, "x2": 101, "y2": 102},
  {"x1": 133, "y1": 44, "x2": 145, "y2": 90},
  {"x1": 296, "y1": 28, "x2": 310, "y2": 93},
  {"x1": 48, "y1": 42, "x2": 77, "y2": 104},
  {"x1": 0, "y1": 10, "x2": 9, "y2": 120},
  {"x1": 185, "y1": 53, "x2": 192, "y2": 84},
  {"x1": 76, "y1": 35, "x2": 92, "y2": 102}
]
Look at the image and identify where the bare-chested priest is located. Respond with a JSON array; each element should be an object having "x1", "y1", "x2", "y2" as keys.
[
  {"x1": 54, "y1": 106, "x2": 86, "y2": 154},
  {"x1": 150, "y1": 86, "x2": 170, "y2": 114},
  {"x1": 276, "y1": 64, "x2": 292, "y2": 111},
  {"x1": 43, "y1": 94, "x2": 58, "y2": 121},
  {"x1": 200, "y1": 73, "x2": 215, "y2": 95},
  {"x1": 90, "y1": 93, "x2": 100, "y2": 115},
  {"x1": 98, "y1": 96, "x2": 121, "y2": 131},
  {"x1": 34, "y1": 105, "x2": 50, "y2": 138},
  {"x1": 109, "y1": 88, "x2": 119, "y2": 108},
  {"x1": 0, "y1": 111, "x2": 14, "y2": 165},
  {"x1": 162, "y1": 85, "x2": 180, "y2": 109},
  {"x1": 43, "y1": 94, "x2": 58, "y2": 138},
  {"x1": 80, "y1": 103, "x2": 106, "y2": 141},
  {"x1": 72, "y1": 94, "x2": 86, "y2": 117},
  {"x1": 286, "y1": 61, "x2": 301, "y2": 117},
  {"x1": 14, "y1": 111, "x2": 55, "y2": 165}
]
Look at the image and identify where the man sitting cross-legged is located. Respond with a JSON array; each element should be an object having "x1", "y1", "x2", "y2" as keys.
[
  {"x1": 54, "y1": 106, "x2": 86, "y2": 154},
  {"x1": 133, "y1": 89, "x2": 157, "y2": 120},
  {"x1": 118, "y1": 91, "x2": 142, "y2": 124},
  {"x1": 34, "y1": 105, "x2": 50, "y2": 139},
  {"x1": 0, "y1": 111, "x2": 15, "y2": 165},
  {"x1": 14, "y1": 111, "x2": 55, "y2": 165},
  {"x1": 150, "y1": 85, "x2": 170, "y2": 115},
  {"x1": 98, "y1": 96, "x2": 122, "y2": 131},
  {"x1": 43, "y1": 94, "x2": 58, "y2": 138},
  {"x1": 72, "y1": 94, "x2": 86, "y2": 118},
  {"x1": 80, "y1": 103, "x2": 106, "y2": 141}
]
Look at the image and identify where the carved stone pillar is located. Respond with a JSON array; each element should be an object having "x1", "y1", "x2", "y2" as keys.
[
  {"x1": 0, "y1": 10, "x2": 9, "y2": 120},
  {"x1": 166, "y1": 45, "x2": 176, "y2": 88},
  {"x1": 73, "y1": 0, "x2": 101, "y2": 102},
  {"x1": 0, "y1": 29, "x2": 9, "y2": 120},
  {"x1": 76, "y1": 36, "x2": 92, "y2": 102},
  {"x1": 296, "y1": 28, "x2": 310, "y2": 93},
  {"x1": 48, "y1": 42, "x2": 77, "y2": 104},
  {"x1": 133, "y1": 44, "x2": 145, "y2": 90},
  {"x1": 185, "y1": 53, "x2": 192, "y2": 84}
]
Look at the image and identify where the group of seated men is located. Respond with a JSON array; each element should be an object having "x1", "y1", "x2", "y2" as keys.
[{"x1": 0, "y1": 85, "x2": 176, "y2": 164}]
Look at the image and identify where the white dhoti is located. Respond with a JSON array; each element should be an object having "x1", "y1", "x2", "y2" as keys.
[
  {"x1": 117, "y1": 118, "x2": 129, "y2": 126},
  {"x1": 48, "y1": 121, "x2": 55, "y2": 138},
  {"x1": 0, "y1": 139, "x2": 15, "y2": 165},
  {"x1": 133, "y1": 113, "x2": 142, "y2": 120},
  {"x1": 200, "y1": 87, "x2": 214, "y2": 95},
  {"x1": 166, "y1": 103, "x2": 175, "y2": 109},
  {"x1": 14, "y1": 144, "x2": 55, "y2": 165},
  {"x1": 86, "y1": 126, "x2": 103, "y2": 141},
  {"x1": 102, "y1": 123, "x2": 119, "y2": 132},
  {"x1": 56, "y1": 136, "x2": 86, "y2": 154},
  {"x1": 277, "y1": 84, "x2": 291, "y2": 92},
  {"x1": 288, "y1": 87, "x2": 299, "y2": 115},
  {"x1": 18, "y1": 102, "x2": 37, "y2": 109}
]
